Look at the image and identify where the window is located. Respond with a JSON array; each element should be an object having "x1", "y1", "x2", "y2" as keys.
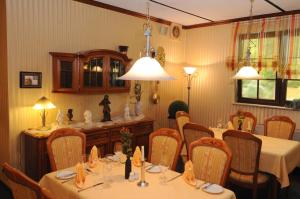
[{"x1": 237, "y1": 32, "x2": 300, "y2": 107}]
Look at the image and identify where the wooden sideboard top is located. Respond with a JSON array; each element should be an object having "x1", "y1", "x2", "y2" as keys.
[{"x1": 23, "y1": 117, "x2": 154, "y2": 139}]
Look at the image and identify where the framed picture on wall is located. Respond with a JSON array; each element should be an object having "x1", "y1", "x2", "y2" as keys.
[{"x1": 20, "y1": 71, "x2": 42, "y2": 88}]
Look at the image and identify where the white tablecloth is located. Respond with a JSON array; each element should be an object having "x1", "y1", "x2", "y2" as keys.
[
  {"x1": 212, "y1": 128, "x2": 300, "y2": 188},
  {"x1": 40, "y1": 162, "x2": 236, "y2": 199}
]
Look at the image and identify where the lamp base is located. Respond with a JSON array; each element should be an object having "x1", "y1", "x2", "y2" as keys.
[
  {"x1": 37, "y1": 126, "x2": 51, "y2": 131},
  {"x1": 137, "y1": 180, "x2": 149, "y2": 187}
]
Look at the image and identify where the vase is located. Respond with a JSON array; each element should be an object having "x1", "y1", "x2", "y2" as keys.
[
  {"x1": 125, "y1": 156, "x2": 131, "y2": 179},
  {"x1": 67, "y1": 109, "x2": 73, "y2": 121},
  {"x1": 135, "y1": 101, "x2": 142, "y2": 116}
]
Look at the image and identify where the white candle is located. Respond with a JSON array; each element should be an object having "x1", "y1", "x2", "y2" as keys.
[{"x1": 141, "y1": 146, "x2": 144, "y2": 161}]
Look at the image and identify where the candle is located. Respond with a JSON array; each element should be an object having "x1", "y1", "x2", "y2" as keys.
[{"x1": 141, "y1": 146, "x2": 144, "y2": 161}]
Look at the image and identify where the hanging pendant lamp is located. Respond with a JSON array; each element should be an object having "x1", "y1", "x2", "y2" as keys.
[
  {"x1": 233, "y1": 0, "x2": 261, "y2": 80},
  {"x1": 118, "y1": 2, "x2": 174, "y2": 81}
]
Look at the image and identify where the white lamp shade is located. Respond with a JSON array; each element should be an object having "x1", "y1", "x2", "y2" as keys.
[
  {"x1": 118, "y1": 57, "x2": 175, "y2": 81},
  {"x1": 233, "y1": 66, "x2": 261, "y2": 80},
  {"x1": 184, "y1": 67, "x2": 197, "y2": 75}
]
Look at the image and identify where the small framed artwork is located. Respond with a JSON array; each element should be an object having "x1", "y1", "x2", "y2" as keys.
[{"x1": 20, "y1": 71, "x2": 42, "y2": 88}]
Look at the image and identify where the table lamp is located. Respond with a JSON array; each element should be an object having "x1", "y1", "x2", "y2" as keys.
[{"x1": 33, "y1": 96, "x2": 56, "y2": 130}]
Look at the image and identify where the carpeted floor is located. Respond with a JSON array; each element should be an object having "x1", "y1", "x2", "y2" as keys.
[{"x1": 1, "y1": 168, "x2": 299, "y2": 199}]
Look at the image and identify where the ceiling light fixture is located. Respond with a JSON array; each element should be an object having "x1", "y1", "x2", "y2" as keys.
[{"x1": 233, "y1": 0, "x2": 261, "y2": 80}]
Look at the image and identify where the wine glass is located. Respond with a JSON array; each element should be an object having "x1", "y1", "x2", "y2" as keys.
[
  {"x1": 159, "y1": 156, "x2": 169, "y2": 185},
  {"x1": 216, "y1": 118, "x2": 223, "y2": 129}
]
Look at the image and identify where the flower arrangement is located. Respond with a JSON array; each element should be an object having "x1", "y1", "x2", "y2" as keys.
[{"x1": 120, "y1": 127, "x2": 133, "y2": 157}]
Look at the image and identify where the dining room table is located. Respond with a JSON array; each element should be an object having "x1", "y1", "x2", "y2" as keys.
[
  {"x1": 39, "y1": 159, "x2": 236, "y2": 199},
  {"x1": 211, "y1": 127, "x2": 300, "y2": 188}
]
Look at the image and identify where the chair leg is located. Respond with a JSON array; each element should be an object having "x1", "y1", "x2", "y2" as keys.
[{"x1": 252, "y1": 186, "x2": 258, "y2": 199}]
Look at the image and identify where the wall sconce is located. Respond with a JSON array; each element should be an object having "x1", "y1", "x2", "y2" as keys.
[
  {"x1": 33, "y1": 96, "x2": 56, "y2": 130},
  {"x1": 184, "y1": 67, "x2": 197, "y2": 112}
]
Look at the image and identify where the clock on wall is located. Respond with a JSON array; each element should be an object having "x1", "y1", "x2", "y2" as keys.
[{"x1": 171, "y1": 24, "x2": 181, "y2": 39}]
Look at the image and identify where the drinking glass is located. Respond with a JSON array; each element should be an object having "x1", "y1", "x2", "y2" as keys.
[{"x1": 159, "y1": 156, "x2": 169, "y2": 185}]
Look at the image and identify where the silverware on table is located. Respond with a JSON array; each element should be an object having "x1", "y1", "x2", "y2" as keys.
[
  {"x1": 78, "y1": 182, "x2": 104, "y2": 193},
  {"x1": 61, "y1": 178, "x2": 74, "y2": 184},
  {"x1": 166, "y1": 173, "x2": 183, "y2": 182}
]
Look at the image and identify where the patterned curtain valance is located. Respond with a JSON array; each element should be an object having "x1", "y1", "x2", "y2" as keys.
[{"x1": 226, "y1": 14, "x2": 300, "y2": 79}]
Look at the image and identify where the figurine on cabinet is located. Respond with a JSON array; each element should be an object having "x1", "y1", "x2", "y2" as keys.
[
  {"x1": 84, "y1": 110, "x2": 92, "y2": 124},
  {"x1": 124, "y1": 103, "x2": 131, "y2": 121},
  {"x1": 67, "y1": 109, "x2": 73, "y2": 121},
  {"x1": 56, "y1": 109, "x2": 64, "y2": 126},
  {"x1": 99, "y1": 95, "x2": 112, "y2": 122}
]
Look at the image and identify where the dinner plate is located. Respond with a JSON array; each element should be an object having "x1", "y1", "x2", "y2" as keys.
[
  {"x1": 56, "y1": 170, "x2": 76, "y2": 180},
  {"x1": 202, "y1": 183, "x2": 224, "y2": 194},
  {"x1": 146, "y1": 165, "x2": 161, "y2": 173}
]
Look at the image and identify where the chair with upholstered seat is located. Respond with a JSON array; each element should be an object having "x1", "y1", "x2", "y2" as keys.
[
  {"x1": 183, "y1": 122, "x2": 214, "y2": 159},
  {"x1": 2, "y1": 162, "x2": 55, "y2": 199},
  {"x1": 148, "y1": 128, "x2": 183, "y2": 171},
  {"x1": 175, "y1": 111, "x2": 191, "y2": 163},
  {"x1": 223, "y1": 130, "x2": 270, "y2": 199},
  {"x1": 230, "y1": 111, "x2": 257, "y2": 133},
  {"x1": 189, "y1": 137, "x2": 232, "y2": 186},
  {"x1": 264, "y1": 115, "x2": 296, "y2": 140},
  {"x1": 47, "y1": 128, "x2": 86, "y2": 171}
]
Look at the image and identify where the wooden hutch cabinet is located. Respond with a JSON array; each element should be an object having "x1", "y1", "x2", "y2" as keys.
[
  {"x1": 23, "y1": 119, "x2": 153, "y2": 181},
  {"x1": 50, "y1": 49, "x2": 131, "y2": 93}
]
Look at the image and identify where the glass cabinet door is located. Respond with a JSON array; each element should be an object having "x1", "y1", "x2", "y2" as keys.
[
  {"x1": 60, "y1": 60, "x2": 73, "y2": 89},
  {"x1": 109, "y1": 58, "x2": 126, "y2": 87},
  {"x1": 82, "y1": 57, "x2": 104, "y2": 88}
]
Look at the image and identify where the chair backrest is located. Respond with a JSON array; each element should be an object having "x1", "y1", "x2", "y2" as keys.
[
  {"x1": 223, "y1": 130, "x2": 261, "y2": 178},
  {"x1": 183, "y1": 122, "x2": 214, "y2": 158},
  {"x1": 175, "y1": 111, "x2": 191, "y2": 139},
  {"x1": 264, "y1": 115, "x2": 296, "y2": 140},
  {"x1": 148, "y1": 128, "x2": 183, "y2": 170},
  {"x1": 230, "y1": 111, "x2": 257, "y2": 133},
  {"x1": 47, "y1": 128, "x2": 86, "y2": 171},
  {"x1": 189, "y1": 137, "x2": 232, "y2": 186},
  {"x1": 2, "y1": 162, "x2": 54, "y2": 199}
]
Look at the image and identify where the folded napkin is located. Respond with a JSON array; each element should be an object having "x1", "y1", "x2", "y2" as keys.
[
  {"x1": 88, "y1": 145, "x2": 99, "y2": 168},
  {"x1": 75, "y1": 163, "x2": 86, "y2": 188},
  {"x1": 183, "y1": 160, "x2": 196, "y2": 186},
  {"x1": 132, "y1": 146, "x2": 142, "y2": 167},
  {"x1": 227, "y1": 121, "x2": 234, "y2": 130}
]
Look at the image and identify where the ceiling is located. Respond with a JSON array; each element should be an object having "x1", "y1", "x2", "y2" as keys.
[{"x1": 94, "y1": 0, "x2": 300, "y2": 26}]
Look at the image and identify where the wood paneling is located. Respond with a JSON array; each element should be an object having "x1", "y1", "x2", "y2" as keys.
[
  {"x1": 5, "y1": 0, "x2": 186, "y2": 169},
  {"x1": 0, "y1": 0, "x2": 10, "y2": 164}
]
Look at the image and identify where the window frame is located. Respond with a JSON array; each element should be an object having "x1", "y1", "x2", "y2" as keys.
[{"x1": 236, "y1": 30, "x2": 300, "y2": 107}]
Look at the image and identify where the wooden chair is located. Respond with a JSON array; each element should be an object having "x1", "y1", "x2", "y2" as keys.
[
  {"x1": 264, "y1": 115, "x2": 296, "y2": 140},
  {"x1": 223, "y1": 130, "x2": 270, "y2": 199},
  {"x1": 148, "y1": 128, "x2": 183, "y2": 171},
  {"x1": 175, "y1": 111, "x2": 191, "y2": 162},
  {"x1": 230, "y1": 111, "x2": 257, "y2": 133},
  {"x1": 189, "y1": 137, "x2": 232, "y2": 186},
  {"x1": 2, "y1": 162, "x2": 55, "y2": 199},
  {"x1": 183, "y1": 122, "x2": 214, "y2": 159},
  {"x1": 47, "y1": 128, "x2": 86, "y2": 171}
]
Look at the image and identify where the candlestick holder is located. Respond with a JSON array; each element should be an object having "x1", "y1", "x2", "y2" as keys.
[{"x1": 137, "y1": 160, "x2": 149, "y2": 187}]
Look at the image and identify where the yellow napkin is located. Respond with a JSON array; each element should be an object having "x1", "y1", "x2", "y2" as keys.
[
  {"x1": 88, "y1": 145, "x2": 99, "y2": 168},
  {"x1": 75, "y1": 163, "x2": 86, "y2": 188},
  {"x1": 132, "y1": 146, "x2": 142, "y2": 167},
  {"x1": 227, "y1": 121, "x2": 234, "y2": 130},
  {"x1": 183, "y1": 160, "x2": 196, "y2": 186}
]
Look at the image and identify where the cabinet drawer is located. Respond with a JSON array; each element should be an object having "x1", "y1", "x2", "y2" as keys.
[
  {"x1": 132, "y1": 124, "x2": 153, "y2": 135},
  {"x1": 86, "y1": 131, "x2": 109, "y2": 145}
]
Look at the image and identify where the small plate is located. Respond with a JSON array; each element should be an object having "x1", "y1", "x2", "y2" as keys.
[
  {"x1": 146, "y1": 165, "x2": 161, "y2": 173},
  {"x1": 202, "y1": 183, "x2": 224, "y2": 194},
  {"x1": 56, "y1": 170, "x2": 76, "y2": 180}
]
